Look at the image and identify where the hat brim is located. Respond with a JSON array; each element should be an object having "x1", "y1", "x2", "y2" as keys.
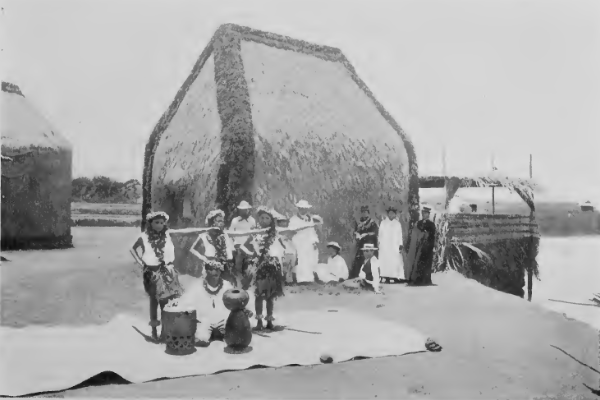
[
  {"x1": 326, "y1": 244, "x2": 341, "y2": 250},
  {"x1": 361, "y1": 247, "x2": 378, "y2": 251},
  {"x1": 237, "y1": 206, "x2": 252, "y2": 210}
]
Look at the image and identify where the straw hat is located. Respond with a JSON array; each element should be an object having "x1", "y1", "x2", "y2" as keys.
[
  {"x1": 295, "y1": 200, "x2": 312, "y2": 209},
  {"x1": 237, "y1": 201, "x2": 252, "y2": 210},
  {"x1": 361, "y1": 243, "x2": 378, "y2": 251}
]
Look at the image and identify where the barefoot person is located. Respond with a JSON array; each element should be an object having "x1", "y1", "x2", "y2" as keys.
[
  {"x1": 240, "y1": 207, "x2": 286, "y2": 330},
  {"x1": 343, "y1": 243, "x2": 381, "y2": 293},
  {"x1": 378, "y1": 206, "x2": 405, "y2": 283},
  {"x1": 229, "y1": 201, "x2": 256, "y2": 277},
  {"x1": 350, "y1": 205, "x2": 379, "y2": 279},
  {"x1": 130, "y1": 211, "x2": 184, "y2": 341},
  {"x1": 288, "y1": 200, "x2": 322, "y2": 283},
  {"x1": 190, "y1": 209, "x2": 236, "y2": 286},
  {"x1": 406, "y1": 207, "x2": 436, "y2": 286},
  {"x1": 169, "y1": 260, "x2": 254, "y2": 346},
  {"x1": 314, "y1": 242, "x2": 348, "y2": 283}
]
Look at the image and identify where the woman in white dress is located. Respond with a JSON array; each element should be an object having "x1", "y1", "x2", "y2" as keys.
[
  {"x1": 314, "y1": 242, "x2": 349, "y2": 283},
  {"x1": 378, "y1": 206, "x2": 405, "y2": 283},
  {"x1": 288, "y1": 200, "x2": 322, "y2": 284}
]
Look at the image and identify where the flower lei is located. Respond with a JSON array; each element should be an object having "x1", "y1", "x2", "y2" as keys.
[
  {"x1": 255, "y1": 220, "x2": 277, "y2": 266},
  {"x1": 208, "y1": 230, "x2": 227, "y2": 260},
  {"x1": 146, "y1": 225, "x2": 167, "y2": 265},
  {"x1": 203, "y1": 278, "x2": 224, "y2": 296},
  {"x1": 357, "y1": 217, "x2": 373, "y2": 232}
]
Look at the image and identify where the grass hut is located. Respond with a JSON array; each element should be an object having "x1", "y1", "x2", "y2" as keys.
[
  {"x1": 143, "y1": 24, "x2": 419, "y2": 272},
  {"x1": 1, "y1": 82, "x2": 72, "y2": 250},
  {"x1": 420, "y1": 175, "x2": 540, "y2": 299}
]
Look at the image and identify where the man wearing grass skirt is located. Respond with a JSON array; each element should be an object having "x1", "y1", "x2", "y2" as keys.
[{"x1": 288, "y1": 200, "x2": 322, "y2": 283}]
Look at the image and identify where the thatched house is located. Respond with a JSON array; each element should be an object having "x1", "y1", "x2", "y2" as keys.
[
  {"x1": 1, "y1": 82, "x2": 72, "y2": 250},
  {"x1": 143, "y1": 24, "x2": 418, "y2": 270}
]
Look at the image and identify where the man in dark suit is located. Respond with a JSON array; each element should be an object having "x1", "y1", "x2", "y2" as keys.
[{"x1": 406, "y1": 207, "x2": 436, "y2": 286}]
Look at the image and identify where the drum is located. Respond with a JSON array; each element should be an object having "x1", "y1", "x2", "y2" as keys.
[{"x1": 161, "y1": 307, "x2": 198, "y2": 356}]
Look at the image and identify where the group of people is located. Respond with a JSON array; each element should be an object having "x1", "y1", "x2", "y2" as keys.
[{"x1": 130, "y1": 200, "x2": 437, "y2": 343}]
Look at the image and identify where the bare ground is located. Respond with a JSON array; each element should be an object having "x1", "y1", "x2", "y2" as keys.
[{"x1": 1, "y1": 228, "x2": 598, "y2": 399}]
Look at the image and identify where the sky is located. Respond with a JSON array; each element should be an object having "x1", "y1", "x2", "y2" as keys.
[{"x1": 1, "y1": 0, "x2": 599, "y2": 203}]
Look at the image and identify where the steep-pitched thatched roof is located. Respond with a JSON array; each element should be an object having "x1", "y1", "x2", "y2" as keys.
[
  {"x1": 143, "y1": 23, "x2": 419, "y2": 229},
  {"x1": 1, "y1": 82, "x2": 71, "y2": 156}
]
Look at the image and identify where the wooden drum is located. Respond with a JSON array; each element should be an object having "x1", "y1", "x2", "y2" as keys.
[{"x1": 161, "y1": 306, "x2": 198, "y2": 356}]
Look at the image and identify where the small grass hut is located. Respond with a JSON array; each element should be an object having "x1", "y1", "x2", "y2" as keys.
[
  {"x1": 143, "y1": 24, "x2": 419, "y2": 271},
  {"x1": 420, "y1": 175, "x2": 539, "y2": 299},
  {"x1": 1, "y1": 82, "x2": 73, "y2": 250}
]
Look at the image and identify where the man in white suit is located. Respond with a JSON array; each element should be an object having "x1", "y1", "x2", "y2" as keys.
[
  {"x1": 378, "y1": 206, "x2": 405, "y2": 283},
  {"x1": 288, "y1": 200, "x2": 322, "y2": 283}
]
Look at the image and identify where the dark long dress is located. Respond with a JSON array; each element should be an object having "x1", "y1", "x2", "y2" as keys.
[
  {"x1": 406, "y1": 219, "x2": 436, "y2": 285},
  {"x1": 350, "y1": 217, "x2": 379, "y2": 279}
]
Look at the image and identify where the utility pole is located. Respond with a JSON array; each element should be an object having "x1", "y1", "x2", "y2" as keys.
[
  {"x1": 527, "y1": 153, "x2": 534, "y2": 302},
  {"x1": 491, "y1": 154, "x2": 496, "y2": 215}
]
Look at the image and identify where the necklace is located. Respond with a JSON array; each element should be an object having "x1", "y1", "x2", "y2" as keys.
[{"x1": 203, "y1": 279, "x2": 224, "y2": 296}]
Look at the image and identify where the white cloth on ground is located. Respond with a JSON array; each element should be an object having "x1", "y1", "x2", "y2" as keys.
[{"x1": 378, "y1": 217, "x2": 405, "y2": 279}]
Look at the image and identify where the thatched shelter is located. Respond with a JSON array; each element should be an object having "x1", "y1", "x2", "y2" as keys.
[
  {"x1": 143, "y1": 24, "x2": 418, "y2": 270},
  {"x1": 420, "y1": 175, "x2": 539, "y2": 299},
  {"x1": 1, "y1": 82, "x2": 72, "y2": 250}
]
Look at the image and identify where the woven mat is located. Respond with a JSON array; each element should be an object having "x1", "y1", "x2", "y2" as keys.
[{"x1": 0, "y1": 307, "x2": 427, "y2": 396}]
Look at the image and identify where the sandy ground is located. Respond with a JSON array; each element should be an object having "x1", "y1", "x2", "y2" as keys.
[{"x1": 1, "y1": 228, "x2": 598, "y2": 399}]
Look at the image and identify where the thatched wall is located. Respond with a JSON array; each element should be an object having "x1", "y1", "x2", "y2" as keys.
[
  {"x1": 433, "y1": 213, "x2": 539, "y2": 297},
  {"x1": 143, "y1": 24, "x2": 419, "y2": 269},
  {"x1": 1, "y1": 83, "x2": 72, "y2": 250}
]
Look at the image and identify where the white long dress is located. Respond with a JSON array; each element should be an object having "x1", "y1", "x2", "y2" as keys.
[
  {"x1": 288, "y1": 214, "x2": 320, "y2": 283},
  {"x1": 378, "y1": 217, "x2": 404, "y2": 279},
  {"x1": 314, "y1": 255, "x2": 349, "y2": 283}
]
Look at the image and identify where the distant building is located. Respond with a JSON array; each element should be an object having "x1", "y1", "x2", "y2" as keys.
[
  {"x1": 1, "y1": 82, "x2": 73, "y2": 250},
  {"x1": 580, "y1": 201, "x2": 594, "y2": 212}
]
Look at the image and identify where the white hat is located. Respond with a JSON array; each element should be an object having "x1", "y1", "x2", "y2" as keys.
[
  {"x1": 237, "y1": 201, "x2": 252, "y2": 210},
  {"x1": 295, "y1": 200, "x2": 312, "y2": 209},
  {"x1": 361, "y1": 243, "x2": 378, "y2": 251},
  {"x1": 271, "y1": 209, "x2": 288, "y2": 221},
  {"x1": 326, "y1": 242, "x2": 341, "y2": 251},
  {"x1": 146, "y1": 211, "x2": 169, "y2": 222}
]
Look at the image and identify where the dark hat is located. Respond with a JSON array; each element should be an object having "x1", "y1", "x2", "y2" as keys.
[
  {"x1": 386, "y1": 206, "x2": 398, "y2": 212},
  {"x1": 360, "y1": 205, "x2": 369, "y2": 212},
  {"x1": 422, "y1": 207, "x2": 431, "y2": 212}
]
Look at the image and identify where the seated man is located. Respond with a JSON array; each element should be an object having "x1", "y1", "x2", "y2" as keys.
[
  {"x1": 175, "y1": 260, "x2": 254, "y2": 346},
  {"x1": 314, "y1": 242, "x2": 348, "y2": 284},
  {"x1": 342, "y1": 244, "x2": 381, "y2": 293}
]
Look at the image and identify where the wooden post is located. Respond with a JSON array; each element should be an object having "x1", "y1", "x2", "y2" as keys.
[{"x1": 527, "y1": 154, "x2": 533, "y2": 302}]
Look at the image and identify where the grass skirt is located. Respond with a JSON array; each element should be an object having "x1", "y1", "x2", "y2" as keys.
[
  {"x1": 143, "y1": 264, "x2": 184, "y2": 301},
  {"x1": 244, "y1": 256, "x2": 284, "y2": 299}
]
